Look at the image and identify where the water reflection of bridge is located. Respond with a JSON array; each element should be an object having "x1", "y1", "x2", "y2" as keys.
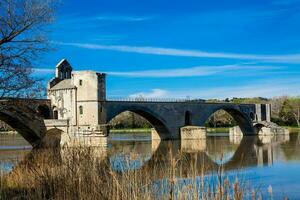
[
  {"x1": 3, "y1": 130, "x2": 297, "y2": 180},
  {"x1": 141, "y1": 137, "x2": 268, "y2": 175},
  {"x1": 107, "y1": 133, "x2": 292, "y2": 176}
]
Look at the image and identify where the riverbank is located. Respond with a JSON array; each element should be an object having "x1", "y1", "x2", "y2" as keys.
[
  {"x1": 284, "y1": 127, "x2": 300, "y2": 134},
  {"x1": 110, "y1": 127, "x2": 231, "y2": 133},
  {"x1": 110, "y1": 128, "x2": 151, "y2": 133}
]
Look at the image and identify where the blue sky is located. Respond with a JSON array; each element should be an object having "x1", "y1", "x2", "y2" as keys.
[{"x1": 36, "y1": 0, "x2": 300, "y2": 99}]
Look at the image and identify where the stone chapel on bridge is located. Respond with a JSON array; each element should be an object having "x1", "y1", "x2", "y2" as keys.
[{"x1": 47, "y1": 59, "x2": 106, "y2": 134}]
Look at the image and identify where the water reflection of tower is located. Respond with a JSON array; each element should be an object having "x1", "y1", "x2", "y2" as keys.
[
  {"x1": 255, "y1": 134, "x2": 290, "y2": 166},
  {"x1": 256, "y1": 144, "x2": 274, "y2": 166}
]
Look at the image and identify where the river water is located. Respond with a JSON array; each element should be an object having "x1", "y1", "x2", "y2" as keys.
[{"x1": 1, "y1": 131, "x2": 300, "y2": 198}]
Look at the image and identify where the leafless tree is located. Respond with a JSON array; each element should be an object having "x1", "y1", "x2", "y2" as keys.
[{"x1": 0, "y1": 0, "x2": 56, "y2": 98}]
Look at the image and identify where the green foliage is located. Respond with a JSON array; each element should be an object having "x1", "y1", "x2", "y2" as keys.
[
  {"x1": 110, "y1": 111, "x2": 152, "y2": 129},
  {"x1": 205, "y1": 109, "x2": 236, "y2": 127},
  {"x1": 279, "y1": 97, "x2": 300, "y2": 127},
  {"x1": 230, "y1": 97, "x2": 269, "y2": 104}
]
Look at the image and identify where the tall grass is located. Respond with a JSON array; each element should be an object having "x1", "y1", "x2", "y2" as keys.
[{"x1": 0, "y1": 147, "x2": 268, "y2": 200}]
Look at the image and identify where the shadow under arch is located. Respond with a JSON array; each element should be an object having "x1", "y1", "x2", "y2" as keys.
[
  {"x1": 107, "y1": 108, "x2": 170, "y2": 139},
  {"x1": 204, "y1": 107, "x2": 255, "y2": 136}
]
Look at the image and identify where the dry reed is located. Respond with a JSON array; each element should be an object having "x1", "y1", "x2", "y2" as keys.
[{"x1": 0, "y1": 147, "x2": 268, "y2": 200}]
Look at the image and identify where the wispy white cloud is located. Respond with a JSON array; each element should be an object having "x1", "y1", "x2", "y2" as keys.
[
  {"x1": 195, "y1": 81, "x2": 300, "y2": 99},
  {"x1": 106, "y1": 64, "x2": 280, "y2": 78},
  {"x1": 93, "y1": 35, "x2": 123, "y2": 42},
  {"x1": 129, "y1": 89, "x2": 169, "y2": 98},
  {"x1": 32, "y1": 68, "x2": 55, "y2": 74},
  {"x1": 272, "y1": 0, "x2": 300, "y2": 5},
  {"x1": 54, "y1": 42, "x2": 300, "y2": 63},
  {"x1": 130, "y1": 79, "x2": 300, "y2": 99},
  {"x1": 31, "y1": 64, "x2": 281, "y2": 78},
  {"x1": 94, "y1": 15, "x2": 155, "y2": 22}
]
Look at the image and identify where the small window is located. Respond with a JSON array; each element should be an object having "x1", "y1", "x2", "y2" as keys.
[
  {"x1": 53, "y1": 110, "x2": 58, "y2": 119},
  {"x1": 79, "y1": 106, "x2": 83, "y2": 115},
  {"x1": 79, "y1": 80, "x2": 83, "y2": 86}
]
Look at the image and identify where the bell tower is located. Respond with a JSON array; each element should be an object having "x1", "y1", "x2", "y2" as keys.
[{"x1": 55, "y1": 59, "x2": 72, "y2": 80}]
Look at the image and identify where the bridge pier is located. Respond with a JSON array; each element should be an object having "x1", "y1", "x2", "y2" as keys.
[
  {"x1": 180, "y1": 126, "x2": 206, "y2": 140},
  {"x1": 41, "y1": 129, "x2": 108, "y2": 148},
  {"x1": 151, "y1": 127, "x2": 180, "y2": 140},
  {"x1": 151, "y1": 126, "x2": 207, "y2": 140}
]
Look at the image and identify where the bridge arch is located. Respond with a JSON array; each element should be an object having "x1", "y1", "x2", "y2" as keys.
[
  {"x1": 0, "y1": 100, "x2": 48, "y2": 147},
  {"x1": 204, "y1": 106, "x2": 255, "y2": 135},
  {"x1": 106, "y1": 107, "x2": 170, "y2": 139},
  {"x1": 0, "y1": 108, "x2": 46, "y2": 146}
]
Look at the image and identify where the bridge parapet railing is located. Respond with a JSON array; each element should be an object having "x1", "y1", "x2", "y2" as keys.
[{"x1": 107, "y1": 97, "x2": 206, "y2": 103}]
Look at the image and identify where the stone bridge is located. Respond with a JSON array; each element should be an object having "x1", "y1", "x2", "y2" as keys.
[
  {"x1": 0, "y1": 98, "x2": 51, "y2": 146},
  {"x1": 0, "y1": 98, "x2": 271, "y2": 146},
  {"x1": 102, "y1": 101, "x2": 271, "y2": 139}
]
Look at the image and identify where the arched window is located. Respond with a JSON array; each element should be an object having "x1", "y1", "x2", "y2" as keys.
[
  {"x1": 53, "y1": 106, "x2": 58, "y2": 119},
  {"x1": 60, "y1": 71, "x2": 63, "y2": 79},
  {"x1": 79, "y1": 80, "x2": 83, "y2": 86},
  {"x1": 79, "y1": 106, "x2": 83, "y2": 115}
]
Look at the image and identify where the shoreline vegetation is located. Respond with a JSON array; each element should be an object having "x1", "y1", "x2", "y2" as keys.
[{"x1": 110, "y1": 128, "x2": 151, "y2": 133}]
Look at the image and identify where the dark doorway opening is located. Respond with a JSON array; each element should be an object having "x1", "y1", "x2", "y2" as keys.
[
  {"x1": 53, "y1": 107, "x2": 58, "y2": 119},
  {"x1": 185, "y1": 111, "x2": 192, "y2": 126},
  {"x1": 37, "y1": 105, "x2": 50, "y2": 119}
]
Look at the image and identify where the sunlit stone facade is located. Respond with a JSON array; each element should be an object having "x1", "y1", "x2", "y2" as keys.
[{"x1": 47, "y1": 59, "x2": 106, "y2": 136}]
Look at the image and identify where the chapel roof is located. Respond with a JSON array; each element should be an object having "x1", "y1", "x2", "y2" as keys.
[{"x1": 49, "y1": 79, "x2": 75, "y2": 90}]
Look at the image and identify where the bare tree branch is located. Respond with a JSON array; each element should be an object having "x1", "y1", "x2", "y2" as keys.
[{"x1": 0, "y1": 0, "x2": 56, "y2": 99}]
